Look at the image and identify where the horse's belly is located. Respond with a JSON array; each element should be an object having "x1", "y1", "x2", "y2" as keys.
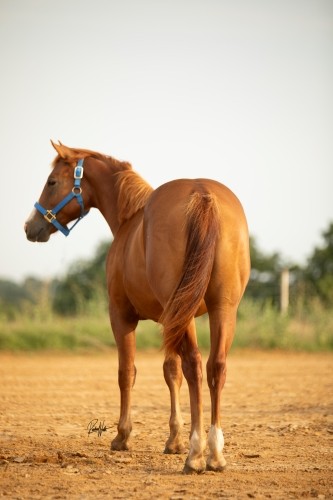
[
  {"x1": 127, "y1": 287, "x2": 163, "y2": 322},
  {"x1": 128, "y1": 290, "x2": 206, "y2": 323}
]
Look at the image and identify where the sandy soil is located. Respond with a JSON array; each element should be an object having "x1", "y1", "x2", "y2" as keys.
[{"x1": 0, "y1": 350, "x2": 332, "y2": 499}]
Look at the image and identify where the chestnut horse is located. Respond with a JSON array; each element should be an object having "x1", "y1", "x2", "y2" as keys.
[{"x1": 25, "y1": 142, "x2": 250, "y2": 473}]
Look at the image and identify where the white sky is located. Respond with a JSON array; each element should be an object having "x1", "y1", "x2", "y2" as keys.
[{"x1": 0, "y1": 0, "x2": 332, "y2": 282}]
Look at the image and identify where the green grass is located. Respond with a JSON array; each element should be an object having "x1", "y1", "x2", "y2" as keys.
[
  {"x1": 234, "y1": 299, "x2": 333, "y2": 351},
  {"x1": 0, "y1": 315, "x2": 113, "y2": 351},
  {"x1": 0, "y1": 299, "x2": 332, "y2": 352}
]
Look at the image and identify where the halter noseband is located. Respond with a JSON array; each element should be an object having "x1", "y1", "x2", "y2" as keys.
[{"x1": 34, "y1": 159, "x2": 88, "y2": 237}]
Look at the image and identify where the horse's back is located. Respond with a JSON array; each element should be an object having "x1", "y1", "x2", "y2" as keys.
[{"x1": 147, "y1": 177, "x2": 246, "y2": 217}]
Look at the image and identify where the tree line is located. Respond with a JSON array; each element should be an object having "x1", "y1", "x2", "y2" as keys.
[{"x1": 1, "y1": 222, "x2": 332, "y2": 320}]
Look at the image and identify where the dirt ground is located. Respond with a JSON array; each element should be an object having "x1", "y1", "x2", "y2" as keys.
[{"x1": 0, "y1": 350, "x2": 332, "y2": 499}]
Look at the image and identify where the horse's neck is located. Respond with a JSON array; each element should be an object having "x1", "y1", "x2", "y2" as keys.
[{"x1": 88, "y1": 156, "x2": 153, "y2": 235}]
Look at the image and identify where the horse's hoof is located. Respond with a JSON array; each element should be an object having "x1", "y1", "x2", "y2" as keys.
[
  {"x1": 206, "y1": 456, "x2": 227, "y2": 472},
  {"x1": 182, "y1": 459, "x2": 206, "y2": 474},
  {"x1": 182, "y1": 464, "x2": 205, "y2": 474},
  {"x1": 164, "y1": 444, "x2": 186, "y2": 455},
  {"x1": 111, "y1": 438, "x2": 130, "y2": 451},
  {"x1": 206, "y1": 462, "x2": 227, "y2": 472}
]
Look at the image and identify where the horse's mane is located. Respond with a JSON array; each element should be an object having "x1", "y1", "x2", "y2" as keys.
[{"x1": 114, "y1": 168, "x2": 154, "y2": 225}]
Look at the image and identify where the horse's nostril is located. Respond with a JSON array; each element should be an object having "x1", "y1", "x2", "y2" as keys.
[{"x1": 24, "y1": 223, "x2": 28, "y2": 234}]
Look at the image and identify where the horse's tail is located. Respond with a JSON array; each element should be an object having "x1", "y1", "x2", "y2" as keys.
[{"x1": 160, "y1": 191, "x2": 220, "y2": 355}]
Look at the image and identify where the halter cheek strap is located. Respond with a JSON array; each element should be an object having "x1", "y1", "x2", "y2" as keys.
[{"x1": 34, "y1": 159, "x2": 88, "y2": 237}]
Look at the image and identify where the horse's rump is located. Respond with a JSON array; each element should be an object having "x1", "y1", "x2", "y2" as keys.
[{"x1": 160, "y1": 190, "x2": 220, "y2": 354}]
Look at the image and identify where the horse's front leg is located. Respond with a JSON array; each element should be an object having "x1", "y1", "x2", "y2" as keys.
[
  {"x1": 111, "y1": 321, "x2": 137, "y2": 451},
  {"x1": 163, "y1": 353, "x2": 185, "y2": 454},
  {"x1": 179, "y1": 319, "x2": 206, "y2": 474}
]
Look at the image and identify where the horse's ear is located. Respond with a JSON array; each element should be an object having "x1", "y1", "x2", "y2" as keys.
[{"x1": 50, "y1": 140, "x2": 75, "y2": 160}]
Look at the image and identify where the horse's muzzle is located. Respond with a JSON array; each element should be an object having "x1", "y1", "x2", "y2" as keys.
[
  {"x1": 25, "y1": 223, "x2": 51, "y2": 242},
  {"x1": 24, "y1": 210, "x2": 52, "y2": 242}
]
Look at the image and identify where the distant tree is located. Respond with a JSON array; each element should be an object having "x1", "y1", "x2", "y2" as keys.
[
  {"x1": 52, "y1": 240, "x2": 111, "y2": 315},
  {"x1": 245, "y1": 236, "x2": 284, "y2": 305},
  {"x1": 22, "y1": 277, "x2": 46, "y2": 303},
  {"x1": 0, "y1": 277, "x2": 48, "y2": 320},
  {"x1": 0, "y1": 280, "x2": 30, "y2": 305},
  {"x1": 0, "y1": 280, "x2": 30, "y2": 320},
  {"x1": 303, "y1": 222, "x2": 333, "y2": 306}
]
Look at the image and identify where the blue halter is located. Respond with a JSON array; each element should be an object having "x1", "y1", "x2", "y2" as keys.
[{"x1": 34, "y1": 159, "x2": 88, "y2": 237}]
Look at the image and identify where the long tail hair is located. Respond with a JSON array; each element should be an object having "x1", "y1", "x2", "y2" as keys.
[{"x1": 160, "y1": 192, "x2": 220, "y2": 354}]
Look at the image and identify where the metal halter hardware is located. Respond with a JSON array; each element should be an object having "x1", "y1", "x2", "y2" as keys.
[{"x1": 34, "y1": 159, "x2": 88, "y2": 237}]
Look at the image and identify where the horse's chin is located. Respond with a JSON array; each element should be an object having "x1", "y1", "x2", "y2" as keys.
[
  {"x1": 25, "y1": 225, "x2": 52, "y2": 243},
  {"x1": 34, "y1": 233, "x2": 51, "y2": 243}
]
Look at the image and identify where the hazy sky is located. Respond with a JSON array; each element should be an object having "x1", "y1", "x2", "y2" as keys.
[{"x1": 1, "y1": 0, "x2": 332, "y2": 282}]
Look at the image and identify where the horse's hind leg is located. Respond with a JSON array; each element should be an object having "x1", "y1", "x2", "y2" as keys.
[
  {"x1": 178, "y1": 318, "x2": 206, "y2": 474},
  {"x1": 163, "y1": 354, "x2": 186, "y2": 454},
  {"x1": 206, "y1": 307, "x2": 237, "y2": 471}
]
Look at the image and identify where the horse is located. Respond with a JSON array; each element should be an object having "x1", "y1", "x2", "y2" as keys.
[{"x1": 24, "y1": 141, "x2": 250, "y2": 474}]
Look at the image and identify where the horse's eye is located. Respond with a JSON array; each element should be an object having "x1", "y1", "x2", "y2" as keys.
[{"x1": 47, "y1": 178, "x2": 56, "y2": 187}]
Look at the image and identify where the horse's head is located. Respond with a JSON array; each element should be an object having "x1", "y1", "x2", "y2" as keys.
[{"x1": 24, "y1": 141, "x2": 90, "y2": 242}]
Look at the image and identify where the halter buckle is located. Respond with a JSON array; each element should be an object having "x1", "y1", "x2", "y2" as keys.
[
  {"x1": 74, "y1": 166, "x2": 84, "y2": 179},
  {"x1": 44, "y1": 210, "x2": 56, "y2": 223}
]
